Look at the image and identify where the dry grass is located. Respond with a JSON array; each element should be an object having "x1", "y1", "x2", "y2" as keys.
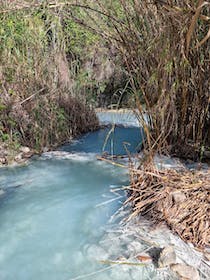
[{"x1": 126, "y1": 164, "x2": 210, "y2": 249}]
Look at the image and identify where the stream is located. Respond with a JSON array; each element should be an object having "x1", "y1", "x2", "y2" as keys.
[
  {"x1": 0, "y1": 111, "x2": 209, "y2": 280},
  {"x1": 0, "y1": 112, "x2": 143, "y2": 280}
]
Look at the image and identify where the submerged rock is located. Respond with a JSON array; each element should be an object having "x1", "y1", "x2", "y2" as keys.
[
  {"x1": 0, "y1": 157, "x2": 7, "y2": 165},
  {"x1": 158, "y1": 246, "x2": 176, "y2": 268},
  {"x1": 171, "y1": 263, "x2": 200, "y2": 280},
  {"x1": 19, "y1": 146, "x2": 30, "y2": 153},
  {"x1": 14, "y1": 153, "x2": 27, "y2": 163}
]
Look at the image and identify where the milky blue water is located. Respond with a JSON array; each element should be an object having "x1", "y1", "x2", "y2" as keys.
[{"x1": 0, "y1": 115, "x2": 144, "y2": 280}]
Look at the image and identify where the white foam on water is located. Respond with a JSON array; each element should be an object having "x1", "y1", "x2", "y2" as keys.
[
  {"x1": 97, "y1": 110, "x2": 141, "y2": 127},
  {"x1": 41, "y1": 151, "x2": 97, "y2": 162}
]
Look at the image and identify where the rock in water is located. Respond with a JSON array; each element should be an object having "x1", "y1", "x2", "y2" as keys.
[
  {"x1": 15, "y1": 153, "x2": 23, "y2": 163},
  {"x1": 19, "y1": 146, "x2": 30, "y2": 153},
  {"x1": 158, "y1": 246, "x2": 176, "y2": 268},
  {"x1": 43, "y1": 147, "x2": 49, "y2": 153},
  {"x1": 0, "y1": 157, "x2": 7, "y2": 165},
  {"x1": 171, "y1": 263, "x2": 200, "y2": 280},
  {"x1": 22, "y1": 151, "x2": 33, "y2": 159}
]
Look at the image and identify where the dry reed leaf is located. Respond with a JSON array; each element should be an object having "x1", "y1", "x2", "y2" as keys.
[{"x1": 186, "y1": 0, "x2": 208, "y2": 56}]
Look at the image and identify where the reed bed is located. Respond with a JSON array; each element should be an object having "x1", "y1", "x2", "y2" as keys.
[
  {"x1": 63, "y1": 0, "x2": 209, "y2": 159},
  {"x1": 0, "y1": 3, "x2": 99, "y2": 152}
]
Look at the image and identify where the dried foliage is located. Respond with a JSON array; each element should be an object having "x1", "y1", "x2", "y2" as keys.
[
  {"x1": 0, "y1": 92, "x2": 98, "y2": 150},
  {"x1": 126, "y1": 165, "x2": 210, "y2": 249}
]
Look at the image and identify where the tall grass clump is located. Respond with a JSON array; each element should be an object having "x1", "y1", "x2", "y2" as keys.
[
  {"x1": 0, "y1": 4, "x2": 98, "y2": 152},
  {"x1": 119, "y1": 0, "x2": 210, "y2": 160},
  {"x1": 98, "y1": 0, "x2": 210, "y2": 249}
]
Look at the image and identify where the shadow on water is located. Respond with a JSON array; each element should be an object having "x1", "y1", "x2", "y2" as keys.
[{"x1": 60, "y1": 125, "x2": 144, "y2": 155}]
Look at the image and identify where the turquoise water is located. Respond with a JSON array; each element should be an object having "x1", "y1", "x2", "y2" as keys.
[
  {"x1": 60, "y1": 126, "x2": 143, "y2": 155},
  {"x1": 0, "y1": 120, "x2": 144, "y2": 280}
]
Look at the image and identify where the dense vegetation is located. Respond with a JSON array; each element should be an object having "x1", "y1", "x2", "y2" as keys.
[
  {"x1": 0, "y1": 0, "x2": 209, "y2": 162},
  {"x1": 0, "y1": 3, "x2": 100, "y2": 157}
]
